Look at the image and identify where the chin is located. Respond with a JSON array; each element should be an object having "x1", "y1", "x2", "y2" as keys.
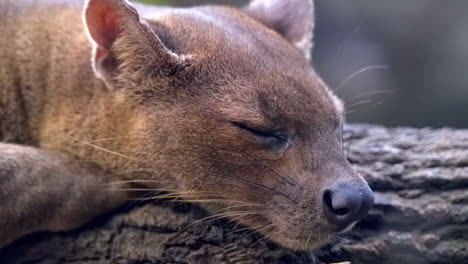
[
  {"x1": 264, "y1": 228, "x2": 336, "y2": 251},
  {"x1": 262, "y1": 222, "x2": 358, "y2": 251}
]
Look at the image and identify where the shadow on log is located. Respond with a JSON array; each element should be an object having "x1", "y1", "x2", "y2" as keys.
[{"x1": 1, "y1": 125, "x2": 467, "y2": 264}]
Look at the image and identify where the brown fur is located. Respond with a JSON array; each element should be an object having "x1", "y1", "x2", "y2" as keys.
[{"x1": 0, "y1": 0, "x2": 372, "y2": 250}]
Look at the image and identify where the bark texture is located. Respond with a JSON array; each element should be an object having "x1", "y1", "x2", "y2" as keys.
[{"x1": 1, "y1": 125, "x2": 467, "y2": 264}]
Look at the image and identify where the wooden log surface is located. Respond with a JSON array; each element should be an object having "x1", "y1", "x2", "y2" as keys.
[{"x1": 1, "y1": 124, "x2": 467, "y2": 264}]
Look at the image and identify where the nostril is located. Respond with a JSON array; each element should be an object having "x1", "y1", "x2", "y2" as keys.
[
  {"x1": 324, "y1": 190, "x2": 350, "y2": 216},
  {"x1": 323, "y1": 190, "x2": 333, "y2": 210},
  {"x1": 334, "y1": 208, "x2": 349, "y2": 216}
]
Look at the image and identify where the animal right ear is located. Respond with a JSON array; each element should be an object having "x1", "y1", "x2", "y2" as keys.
[
  {"x1": 83, "y1": 0, "x2": 182, "y2": 89},
  {"x1": 246, "y1": 0, "x2": 315, "y2": 60}
]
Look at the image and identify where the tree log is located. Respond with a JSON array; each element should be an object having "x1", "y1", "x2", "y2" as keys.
[{"x1": 1, "y1": 125, "x2": 467, "y2": 264}]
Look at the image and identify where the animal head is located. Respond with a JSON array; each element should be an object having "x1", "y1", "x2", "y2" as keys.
[{"x1": 83, "y1": 0, "x2": 374, "y2": 250}]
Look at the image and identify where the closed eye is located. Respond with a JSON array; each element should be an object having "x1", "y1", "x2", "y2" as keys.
[{"x1": 231, "y1": 122, "x2": 290, "y2": 149}]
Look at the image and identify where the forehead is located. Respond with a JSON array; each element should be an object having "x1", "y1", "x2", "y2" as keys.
[
  {"x1": 146, "y1": 6, "x2": 309, "y2": 67},
  {"x1": 144, "y1": 5, "x2": 341, "y2": 127},
  {"x1": 219, "y1": 70, "x2": 341, "y2": 130}
]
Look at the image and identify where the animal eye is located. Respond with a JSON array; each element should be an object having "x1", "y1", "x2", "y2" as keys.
[{"x1": 231, "y1": 122, "x2": 289, "y2": 148}]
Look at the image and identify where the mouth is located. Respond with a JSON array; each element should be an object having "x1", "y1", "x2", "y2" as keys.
[
  {"x1": 278, "y1": 233, "x2": 334, "y2": 250},
  {"x1": 262, "y1": 227, "x2": 336, "y2": 250},
  {"x1": 264, "y1": 222, "x2": 357, "y2": 250}
]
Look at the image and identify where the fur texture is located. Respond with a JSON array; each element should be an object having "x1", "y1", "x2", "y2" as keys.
[{"x1": 0, "y1": 0, "x2": 372, "y2": 250}]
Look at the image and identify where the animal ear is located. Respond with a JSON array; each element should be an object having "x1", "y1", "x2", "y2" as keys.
[
  {"x1": 84, "y1": 0, "x2": 182, "y2": 89},
  {"x1": 246, "y1": 0, "x2": 315, "y2": 60}
]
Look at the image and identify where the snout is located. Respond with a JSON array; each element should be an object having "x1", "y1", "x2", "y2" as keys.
[{"x1": 322, "y1": 183, "x2": 374, "y2": 228}]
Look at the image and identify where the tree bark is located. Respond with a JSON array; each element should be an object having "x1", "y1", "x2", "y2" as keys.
[{"x1": 1, "y1": 125, "x2": 467, "y2": 264}]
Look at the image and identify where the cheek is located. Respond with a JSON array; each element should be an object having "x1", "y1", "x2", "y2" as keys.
[{"x1": 264, "y1": 191, "x2": 329, "y2": 238}]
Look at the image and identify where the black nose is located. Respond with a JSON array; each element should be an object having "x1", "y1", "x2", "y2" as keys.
[{"x1": 323, "y1": 184, "x2": 374, "y2": 227}]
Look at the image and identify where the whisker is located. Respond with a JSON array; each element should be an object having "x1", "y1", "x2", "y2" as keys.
[
  {"x1": 86, "y1": 136, "x2": 139, "y2": 143},
  {"x1": 346, "y1": 129, "x2": 354, "y2": 160},
  {"x1": 367, "y1": 101, "x2": 384, "y2": 110},
  {"x1": 266, "y1": 229, "x2": 283, "y2": 245},
  {"x1": 195, "y1": 211, "x2": 259, "y2": 223},
  {"x1": 329, "y1": 23, "x2": 363, "y2": 74},
  {"x1": 230, "y1": 223, "x2": 273, "y2": 247},
  {"x1": 297, "y1": 142, "x2": 307, "y2": 171},
  {"x1": 238, "y1": 223, "x2": 273, "y2": 244},
  {"x1": 121, "y1": 188, "x2": 156, "y2": 211},
  {"x1": 345, "y1": 99, "x2": 374, "y2": 110},
  {"x1": 184, "y1": 211, "x2": 261, "y2": 231},
  {"x1": 218, "y1": 202, "x2": 262, "y2": 209},
  {"x1": 346, "y1": 100, "x2": 386, "y2": 116},
  {"x1": 226, "y1": 224, "x2": 258, "y2": 236},
  {"x1": 238, "y1": 151, "x2": 301, "y2": 189},
  {"x1": 305, "y1": 232, "x2": 313, "y2": 249},
  {"x1": 72, "y1": 138, "x2": 142, "y2": 163},
  {"x1": 104, "y1": 179, "x2": 166, "y2": 185},
  {"x1": 335, "y1": 65, "x2": 389, "y2": 93},
  {"x1": 318, "y1": 230, "x2": 322, "y2": 246},
  {"x1": 219, "y1": 206, "x2": 263, "y2": 225},
  {"x1": 150, "y1": 198, "x2": 258, "y2": 206},
  {"x1": 129, "y1": 193, "x2": 207, "y2": 200},
  {"x1": 107, "y1": 181, "x2": 264, "y2": 209},
  {"x1": 128, "y1": 193, "x2": 261, "y2": 208},
  {"x1": 111, "y1": 188, "x2": 214, "y2": 195},
  {"x1": 227, "y1": 226, "x2": 251, "y2": 236},
  {"x1": 224, "y1": 213, "x2": 261, "y2": 231},
  {"x1": 349, "y1": 90, "x2": 394, "y2": 102},
  {"x1": 222, "y1": 175, "x2": 296, "y2": 203},
  {"x1": 113, "y1": 188, "x2": 166, "y2": 192},
  {"x1": 250, "y1": 224, "x2": 276, "y2": 247},
  {"x1": 294, "y1": 143, "x2": 307, "y2": 188},
  {"x1": 287, "y1": 232, "x2": 293, "y2": 250}
]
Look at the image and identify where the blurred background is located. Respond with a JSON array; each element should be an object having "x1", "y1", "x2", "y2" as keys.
[{"x1": 138, "y1": 0, "x2": 468, "y2": 128}]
